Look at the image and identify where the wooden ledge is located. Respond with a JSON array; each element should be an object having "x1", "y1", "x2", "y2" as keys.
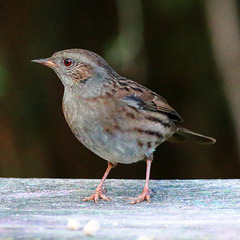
[{"x1": 0, "y1": 178, "x2": 240, "y2": 239}]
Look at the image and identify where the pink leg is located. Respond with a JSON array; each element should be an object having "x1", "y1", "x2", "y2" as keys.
[
  {"x1": 82, "y1": 162, "x2": 114, "y2": 203},
  {"x1": 130, "y1": 158, "x2": 152, "y2": 204}
]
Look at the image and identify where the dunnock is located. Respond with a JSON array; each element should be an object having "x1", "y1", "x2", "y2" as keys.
[{"x1": 32, "y1": 49, "x2": 215, "y2": 204}]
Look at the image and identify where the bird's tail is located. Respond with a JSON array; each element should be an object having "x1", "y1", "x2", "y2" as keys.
[{"x1": 168, "y1": 127, "x2": 216, "y2": 144}]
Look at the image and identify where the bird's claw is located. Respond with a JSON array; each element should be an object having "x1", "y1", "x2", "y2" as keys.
[
  {"x1": 82, "y1": 189, "x2": 110, "y2": 203},
  {"x1": 129, "y1": 189, "x2": 151, "y2": 204}
]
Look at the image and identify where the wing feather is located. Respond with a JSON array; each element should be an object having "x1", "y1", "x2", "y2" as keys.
[{"x1": 116, "y1": 79, "x2": 183, "y2": 122}]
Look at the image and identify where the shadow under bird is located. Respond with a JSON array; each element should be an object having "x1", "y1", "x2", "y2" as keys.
[{"x1": 32, "y1": 49, "x2": 216, "y2": 204}]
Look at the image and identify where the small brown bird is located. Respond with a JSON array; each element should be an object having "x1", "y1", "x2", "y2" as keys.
[{"x1": 32, "y1": 49, "x2": 215, "y2": 204}]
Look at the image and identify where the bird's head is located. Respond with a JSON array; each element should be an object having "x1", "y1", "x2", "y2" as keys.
[{"x1": 32, "y1": 49, "x2": 116, "y2": 87}]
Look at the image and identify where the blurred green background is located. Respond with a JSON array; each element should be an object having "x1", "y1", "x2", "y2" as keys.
[{"x1": 0, "y1": 0, "x2": 239, "y2": 179}]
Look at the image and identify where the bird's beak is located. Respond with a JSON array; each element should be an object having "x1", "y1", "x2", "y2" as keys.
[{"x1": 31, "y1": 58, "x2": 57, "y2": 68}]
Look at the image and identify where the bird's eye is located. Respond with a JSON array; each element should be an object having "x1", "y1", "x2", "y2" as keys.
[{"x1": 64, "y1": 58, "x2": 73, "y2": 67}]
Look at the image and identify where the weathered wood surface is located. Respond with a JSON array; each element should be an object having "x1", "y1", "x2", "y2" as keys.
[{"x1": 0, "y1": 178, "x2": 240, "y2": 239}]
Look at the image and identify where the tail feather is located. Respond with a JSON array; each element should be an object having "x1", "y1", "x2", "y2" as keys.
[{"x1": 168, "y1": 127, "x2": 216, "y2": 145}]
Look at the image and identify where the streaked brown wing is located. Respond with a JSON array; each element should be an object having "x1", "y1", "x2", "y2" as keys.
[{"x1": 116, "y1": 79, "x2": 183, "y2": 122}]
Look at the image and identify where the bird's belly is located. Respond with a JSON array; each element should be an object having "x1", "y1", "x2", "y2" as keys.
[
  {"x1": 63, "y1": 98, "x2": 171, "y2": 164},
  {"x1": 74, "y1": 126, "x2": 163, "y2": 164}
]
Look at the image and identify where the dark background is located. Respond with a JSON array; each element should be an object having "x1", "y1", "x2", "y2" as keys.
[{"x1": 0, "y1": 0, "x2": 239, "y2": 179}]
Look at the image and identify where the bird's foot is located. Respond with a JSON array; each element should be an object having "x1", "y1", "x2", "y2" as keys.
[
  {"x1": 129, "y1": 187, "x2": 151, "y2": 204},
  {"x1": 82, "y1": 188, "x2": 110, "y2": 203}
]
